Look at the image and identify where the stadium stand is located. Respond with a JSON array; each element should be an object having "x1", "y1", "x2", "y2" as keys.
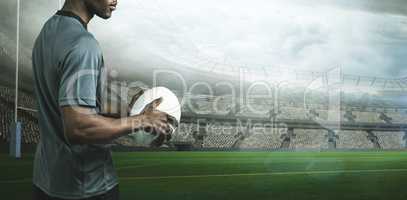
[
  {"x1": 404, "y1": 132, "x2": 407, "y2": 148},
  {"x1": 0, "y1": 86, "x2": 15, "y2": 142},
  {"x1": 296, "y1": 108, "x2": 343, "y2": 122},
  {"x1": 1, "y1": 83, "x2": 406, "y2": 151},
  {"x1": 354, "y1": 111, "x2": 382, "y2": 123},
  {"x1": 278, "y1": 107, "x2": 308, "y2": 120},
  {"x1": 162, "y1": 88, "x2": 407, "y2": 150},
  {"x1": 238, "y1": 128, "x2": 283, "y2": 149},
  {"x1": 0, "y1": 101, "x2": 13, "y2": 142},
  {"x1": 378, "y1": 112, "x2": 392, "y2": 124},
  {"x1": 291, "y1": 129, "x2": 328, "y2": 149},
  {"x1": 236, "y1": 105, "x2": 269, "y2": 118},
  {"x1": 203, "y1": 134, "x2": 237, "y2": 148},
  {"x1": 366, "y1": 131, "x2": 381, "y2": 149},
  {"x1": 202, "y1": 123, "x2": 240, "y2": 148},
  {"x1": 336, "y1": 130, "x2": 374, "y2": 149},
  {"x1": 172, "y1": 123, "x2": 197, "y2": 143},
  {"x1": 0, "y1": 85, "x2": 40, "y2": 144},
  {"x1": 19, "y1": 110, "x2": 40, "y2": 144},
  {"x1": 374, "y1": 131, "x2": 405, "y2": 149},
  {"x1": 387, "y1": 111, "x2": 407, "y2": 124},
  {"x1": 344, "y1": 110, "x2": 356, "y2": 122}
]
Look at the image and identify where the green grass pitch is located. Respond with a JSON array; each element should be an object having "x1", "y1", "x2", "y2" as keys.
[{"x1": 1, "y1": 151, "x2": 407, "y2": 200}]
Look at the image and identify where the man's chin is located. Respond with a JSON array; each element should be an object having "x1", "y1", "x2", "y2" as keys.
[{"x1": 96, "y1": 12, "x2": 112, "y2": 19}]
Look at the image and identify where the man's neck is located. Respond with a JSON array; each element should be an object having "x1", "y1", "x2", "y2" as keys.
[{"x1": 61, "y1": 1, "x2": 94, "y2": 25}]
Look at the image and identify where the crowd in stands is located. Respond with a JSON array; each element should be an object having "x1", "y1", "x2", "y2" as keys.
[
  {"x1": 374, "y1": 131, "x2": 405, "y2": 149},
  {"x1": 180, "y1": 94, "x2": 406, "y2": 125},
  {"x1": 0, "y1": 101, "x2": 13, "y2": 142},
  {"x1": 19, "y1": 110, "x2": 40, "y2": 144},
  {"x1": 290, "y1": 129, "x2": 328, "y2": 149},
  {"x1": 172, "y1": 123, "x2": 197, "y2": 143},
  {"x1": 0, "y1": 85, "x2": 40, "y2": 144},
  {"x1": 203, "y1": 134, "x2": 237, "y2": 148},
  {"x1": 335, "y1": 131, "x2": 375, "y2": 149},
  {"x1": 169, "y1": 123, "x2": 407, "y2": 150},
  {"x1": 1, "y1": 84, "x2": 407, "y2": 150},
  {"x1": 238, "y1": 130, "x2": 282, "y2": 149}
]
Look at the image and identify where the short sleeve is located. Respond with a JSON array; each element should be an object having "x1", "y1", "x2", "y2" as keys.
[{"x1": 58, "y1": 36, "x2": 103, "y2": 108}]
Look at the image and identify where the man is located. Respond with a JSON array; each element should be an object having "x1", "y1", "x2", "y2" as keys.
[{"x1": 31, "y1": 0, "x2": 172, "y2": 199}]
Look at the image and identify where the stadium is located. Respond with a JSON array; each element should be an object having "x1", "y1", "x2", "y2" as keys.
[{"x1": 1, "y1": 0, "x2": 407, "y2": 200}]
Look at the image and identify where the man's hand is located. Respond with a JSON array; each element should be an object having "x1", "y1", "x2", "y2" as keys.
[
  {"x1": 138, "y1": 98, "x2": 172, "y2": 147},
  {"x1": 127, "y1": 88, "x2": 145, "y2": 116}
]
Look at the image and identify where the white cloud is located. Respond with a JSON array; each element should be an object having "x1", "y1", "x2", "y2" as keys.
[
  {"x1": 90, "y1": 0, "x2": 407, "y2": 80},
  {"x1": 1, "y1": 0, "x2": 407, "y2": 86}
]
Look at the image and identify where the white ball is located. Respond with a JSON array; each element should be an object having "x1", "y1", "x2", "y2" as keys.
[{"x1": 129, "y1": 87, "x2": 181, "y2": 147}]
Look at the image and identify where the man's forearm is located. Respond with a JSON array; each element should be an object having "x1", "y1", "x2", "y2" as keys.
[
  {"x1": 82, "y1": 117, "x2": 140, "y2": 144},
  {"x1": 64, "y1": 110, "x2": 145, "y2": 145}
]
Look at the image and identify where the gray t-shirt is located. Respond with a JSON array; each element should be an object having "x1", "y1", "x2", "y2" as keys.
[{"x1": 32, "y1": 10, "x2": 117, "y2": 199}]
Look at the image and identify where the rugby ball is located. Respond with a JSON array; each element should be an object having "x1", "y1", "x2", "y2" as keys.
[{"x1": 129, "y1": 87, "x2": 181, "y2": 147}]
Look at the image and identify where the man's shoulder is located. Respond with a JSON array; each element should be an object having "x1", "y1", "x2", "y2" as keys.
[
  {"x1": 58, "y1": 25, "x2": 102, "y2": 62},
  {"x1": 51, "y1": 14, "x2": 101, "y2": 53},
  {"x1": 40, "y1": 14, "x2": 102, "y2": 55},
  {"x1": 72, "y1": 33, "x2": 101, "y2": 52}
]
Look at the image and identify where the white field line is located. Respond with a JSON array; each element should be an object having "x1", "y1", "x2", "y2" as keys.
[
  {"x1": 116, "y1": 164, "x2": 159, "y2": 170},
  {"x1": 122, "y1": 168, "x2": 407, "y2": 181},
  {"x1": 2, "y1": 168, "x2": 407, "y2": 184}
]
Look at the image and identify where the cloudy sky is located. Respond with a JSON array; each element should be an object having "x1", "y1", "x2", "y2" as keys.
[{"x1": 1, "y1": 0, "x2": 407, "y2": 86}]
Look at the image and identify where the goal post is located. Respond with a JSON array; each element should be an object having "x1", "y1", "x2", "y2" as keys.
[{"x1": 9, "y1": 122, "x2": 22, "y2": 158}]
